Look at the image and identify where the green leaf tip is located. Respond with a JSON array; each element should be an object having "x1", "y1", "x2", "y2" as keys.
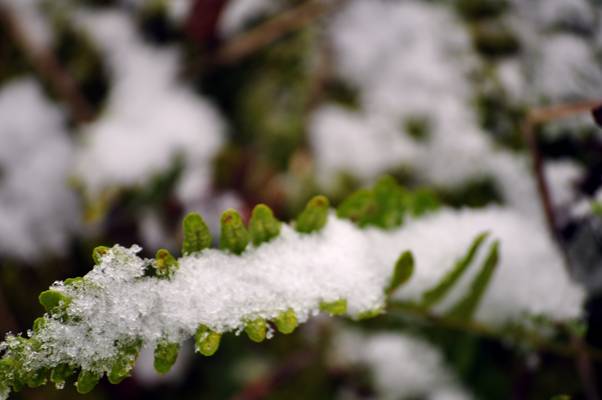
[
  {"x1": 337, "y1": 175, "x2": 440, "y2": 229},
  {"x1": 446, "y1": 240, "x2": 500, "y2": 321},
  {"x1": 295, "y1": 195, "x2": 330, "y2": 233},
  {"x1": 195, "y1": 325, "x2": 222, "y2": 356},
  {"x1": 153, "y1": 341, "x2": 180, "y2": 374},
  {"x1": 108, "y1": 341, "x2": 141, "y2": 384},
  {"x1": 154, "y1": 248, "x2": 179, "y2": 278},
  {"x1": 182, "y1": 212, "x2": 212, "y2": 255},
  {"x1": 50, "y1": 364, "x2": 74, "y2": 389},
  {"x1": 220, "y1": 209, "x2": 250, "y2": 255},
  {"x1": 75, "y1": 370, "x2": 101, "y2": 394},
  {"x1": 245, "y1": 319, "x2": 267, "y2": 343},
  {"x1": 274, "y1": 309, "x2": 298, "y2": 334},
  {"x1": 385, "y1": 251, "x2": 414, "y2": 296},
  {"x1": 336, "y1": 175, "x2": 405, "y2": 229},
  {"x1": 421, "y1": 231, "x2": 490, "y2": 308},
  {"x1": 38, "y1": 290, "x2": 71, "y2": 315},
  {"x1": 92, "y1": 245, "x2": 110, "y2": 265},
  {"x1": 320, "y1": 299, "x2": 347, "y2": 316},
  {"x1": 355, "y1": 308, "x2": 385, "y2": 320},
  {"x1": 249, "y1": 204, "x2": 281, "y2": 246}
]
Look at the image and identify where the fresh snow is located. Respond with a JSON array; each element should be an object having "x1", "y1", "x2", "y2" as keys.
[
  {"x1": 26, "y1": 207, "x2": 584, "y2": 373},
  {"x1": 0, "y1": 80, "x2": 80, "y2": 260}
]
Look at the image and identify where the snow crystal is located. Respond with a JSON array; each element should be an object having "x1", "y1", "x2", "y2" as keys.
[
  {"x1": 74, "y1": 11, "x2": 224, "y2": 205},
  {"x1": 26, "y1": 207, "x2": 584, "y2": 372},
  {"x1": 0, "y1": 80, "x2": 80, "y2": 260},
  {"x1": 330, "y1": 329, "x2": 471, "y2": 400}
]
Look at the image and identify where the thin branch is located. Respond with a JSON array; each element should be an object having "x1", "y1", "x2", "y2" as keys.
[
  {"x1": 212, "y1": 0, "x2": 343, "y2": 66},
  {"x1": 387, "y1": 301, "x2": 602, "y2": 362},
  {"x1": 0, "y1": 4, "x2": 94, "y2": 124},
  {"x1": 521, "y1": 99, "x2": 602, "y2": 241}
]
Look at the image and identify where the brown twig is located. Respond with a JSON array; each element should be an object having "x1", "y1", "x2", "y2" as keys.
[
  {"x1": 521, "y1": 99, "x2": 602, "y2": 239},
  {"x1": 0, "y1": 4, "x2": 94, "y2": 124},
  {"x1": 212, "y1": 0, "x2": 342, "y2": 66},
  {"x1": 186, "y1": 0, "x2": 230, "y2": 49}
]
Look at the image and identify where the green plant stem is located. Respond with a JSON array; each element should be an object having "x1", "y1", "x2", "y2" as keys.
[{"x1": 387, "y1": 301, "x2": 602, "y2": 362}]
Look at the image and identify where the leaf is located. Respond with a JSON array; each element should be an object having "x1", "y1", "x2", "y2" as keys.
[
  {"x1": 153, "y1": 341, "x2": 180, "y2": 374},
  {"x1": 194, "y1": 325, "x2": 221, "y2": 356},
  {"x1": 421, "y1": 232, "x2": 489, "y2": 308},
  {"x1": 92, "y1": 246, "x2": 109, "y2": 265},
  {"x1": 108, "y1": 340, "x2": 141, "y2": 384},
  {"x1": 295, "y1": 195, "x2": 329, "y2": 233},
  {"x1": 320, "y1": 299, "x2": 347, "y2": 315},
  {"x1": 249, "y1": 204, "x2": 281, "y2": 246},
  {"x1": 274, "y1": 309, "x2": 298, "y2": 334},
  {"x1": 154, "y1": 249, "x2": 179, "y2": 279},
  {"x1": 50, "y1": 364, "x2": 74, "y2": 389},
  {"x1": 372, "y1": 175, "x2": 405, "y2": 229},
  {"x1": 245, "y1": 319, "x2": 267, "y2": 343},
  {"x1": 220, "y1": 209, "x2": 249, "y2": 255},
  {"x1": 182, "y1": 212, "x2": 212, "y2": 255},
  {"x1": 38, "y1": 290, "x2": 71, "y2": 315},
  {"x1": 336, "y1": 189, "x2": 375, "y2": 226},
  {"x1": 75, "y1": 370, "x2": 101, "y2": 394},
  {"x1": 445, "y1": 240, "x2": 500, "y2": 321},
  {"x1": 385, "y1": 251, "x2": 414, "y2": 296}
]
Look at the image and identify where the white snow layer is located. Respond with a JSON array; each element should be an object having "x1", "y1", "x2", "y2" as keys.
[
  {"x1": 310, "y1": 0, "x2": 546, "y2": 222},
  {"x1": 331, "y1": 330, "x2": 471, "y2": 400},
  {"x1": 74, "y1": 11, "x2": 224, "y2": 204},
  {"x1": 31, "y1": 207, "x2": 584, "y2": 372},
  {"x1": 0, "y1": 80, "x2": 80, "y2": 260}
]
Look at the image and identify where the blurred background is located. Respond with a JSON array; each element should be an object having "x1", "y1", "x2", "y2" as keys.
[{"x1": 1, "y1": 0, "x2": 602, "y2": 398}]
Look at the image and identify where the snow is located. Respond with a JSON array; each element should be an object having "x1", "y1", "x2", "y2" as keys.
[
  {"x1": 331, "y1": 329, "x2": 471, "y2": 400},
  {"x1": 310, "y1": 0, "x2": 545, "y2": 223},
  {"x1": 17, "y1": 207, "x2": 584, "y2": 376},
  {"x1": 74, "y1": 10, "x2": 225, "y2": 205},
  {"x1": 0, "y1": 80, "x2": 80, "y2": 260}
]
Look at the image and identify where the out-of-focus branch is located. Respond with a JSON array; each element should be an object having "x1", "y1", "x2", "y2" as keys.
[
  {"x1": 0, "y1": 4, "x2": 94, "y2": 124},
  {"x1": 212, "y1": 0, "x2": 342, "y2": 66},
  {"x1": 521, "y1": 99, "x2": 602, "y2": 239},
  {"x1": 186, "y1": 0, "x2": 230, "y2": 49},
  {"x1": 388, "y1": 301, "x2": 602, "y2": 362}
]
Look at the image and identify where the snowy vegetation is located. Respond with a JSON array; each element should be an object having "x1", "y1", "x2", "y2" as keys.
[{"x1": 0, "y1": 0, "x2": 601, "y2": 398}]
